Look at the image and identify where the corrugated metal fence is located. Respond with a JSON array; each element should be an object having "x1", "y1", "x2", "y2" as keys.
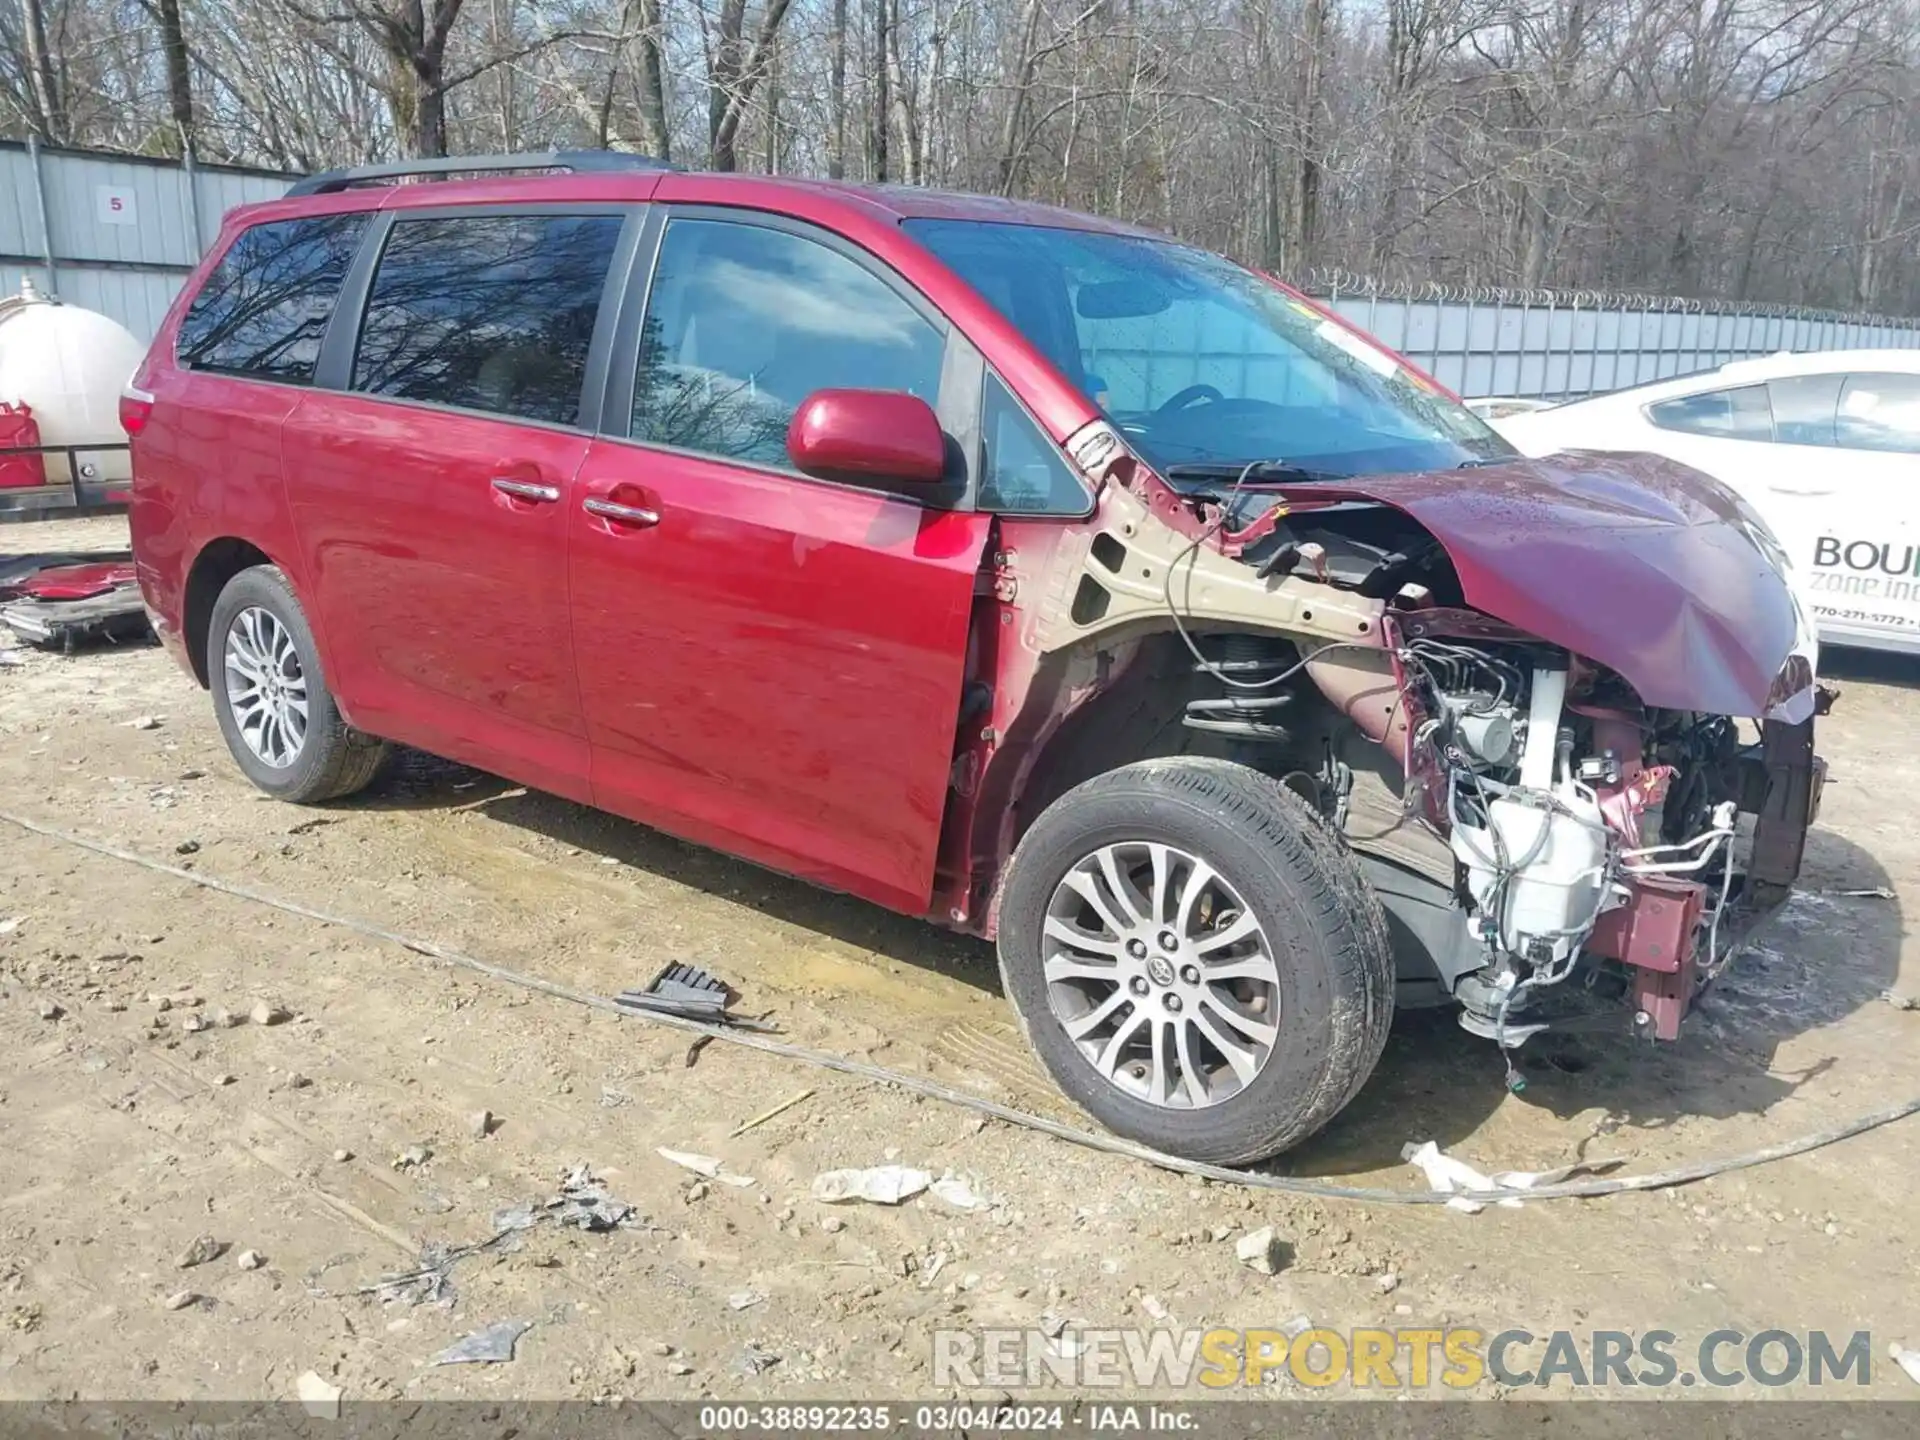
[
  {"x1": 1309, "y1": 276, "x2": 1920, "y2": 401},
  {"x1": 1, "y1": 140, "x2": 294, "y2": 341}
]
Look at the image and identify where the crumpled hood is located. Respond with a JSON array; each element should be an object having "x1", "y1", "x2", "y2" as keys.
[{"x1": 1304, "y1": 451, "x2": 1815, "y2": 722}]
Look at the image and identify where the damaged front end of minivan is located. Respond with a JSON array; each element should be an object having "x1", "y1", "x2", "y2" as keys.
[{"x1": 950, "y1": 428, "x2": 1827, "y2": 1059}]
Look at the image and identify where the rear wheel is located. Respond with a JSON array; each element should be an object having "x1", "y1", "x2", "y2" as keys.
[
  {"x1": 208, "y1": 565, "x2": 389, "y2": 804},
  {"x1": 997, "y1": 757, "x2": 1393, "y2": 1164}
]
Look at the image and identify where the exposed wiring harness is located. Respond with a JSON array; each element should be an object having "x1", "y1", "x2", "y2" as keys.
[{"x1": 1159, "y1": 459, "x2": 1383, "y2": 692}]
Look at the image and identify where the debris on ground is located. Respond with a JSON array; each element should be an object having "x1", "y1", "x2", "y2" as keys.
[
  {"x1": 1884, "y1": 990, "x2": 1917, "y2": 1012},
  {"x1": 162, "y1": 1290, "x2": 199, "y2": 1311},
  {"x1": 393, "y1": 1145, "x2": 432, "y2": 1170},
  {"x1": 250, "y1": 1002, "x2": 291, "y2": 1026},
  {"x1": 35, "y1": 998, "x2": 61, "y2": 1020},
  {"x1": 1377, "y1": 1271, "x2": 1400, "y2": 1294},
  {"x1": 350, "y1": 1167, "x2": 643, "y2": 1306},
  {"x1": 545, "y1": 1162, "x2": 642, "y2": 1231},
  {"x1": 656, "y1": 1147, "x2": 756, "y2": 1187},
  {"x1": 431, "y1": 1318, "x2": 532, "y2": 1366},
  {"x1": 1831, "y1": 887, "x2": 1897, "y2": 899},
  {"x1": 0, "y1": 917, "x2": 18, "y2": 936},
  {"x1": 614, "y1": 962, "x2": 777, "y2": 1030},
  {"x1": 1402, "y1": 1141, "x2": 1517, "y2": 1212},
  {"x1": 728, "y1": 1088, "x2": 816, "y2": 1137},
  {"x1": 1234, "y1": 1226, "x2": 1290, "y2": 1275},
  {"x1": 1891, "y1": 1344, "x2": 1920, "y2": 1387},
  {"x1": 1400, "y1": 1141, "x2": 1617, "y2": 1212},
  {"x1": 175, "y1": 1235, "x2": 223, "y2": 1269},
  {"x1": 469, "y1": 1109, "x2": 497, "y2": 1138},
  {"x1": 1, "y1": 556, "x2": 150, "y2": 650},
  {"x1": 236, "y1": 1249, "x2": 264, "y2": 1270},
  {"x1": 811, "y1": 1165, "x2": 931, "y2": 1206},
  {"x1": 929, "y1": 1172, "x2": 996, "y2": 1212},
  {"x1": 734, "y1": 1343, "x2": 781, "y2": 1376},
  {"x1": 124, "y1": 715, "x2": 161, "y2": 731},
  {"x1": 0, "y1": 649, "x2": 21, "y2": 667},
  {"x1": 296, "y1": 1370, "x2": 342, "y2": 1418},
  {"x1": 365, "y1": 1239, "x2": 475, "y2": 1308},
  {"x1": 727, "y1": 1290, "x2": 765, "y2": 1311},
  {"x1": 1140, "y1": 1294, "x2": 1170, "y2": 1321}
]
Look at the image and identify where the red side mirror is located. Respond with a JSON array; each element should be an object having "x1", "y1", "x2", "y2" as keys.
[{"x1": 787, "y1": 389, "x2": 947, "y2": 485}]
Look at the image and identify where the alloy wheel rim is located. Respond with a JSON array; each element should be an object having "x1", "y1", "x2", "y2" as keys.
[
  {"x1": 1042, "y1": 841, "x2": 1282, "y2": 1109},
  {"x1": 223, "y1": 606, "x2": 309, "y2": 769}
]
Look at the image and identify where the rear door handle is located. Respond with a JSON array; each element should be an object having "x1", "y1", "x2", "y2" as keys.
[
  {"x1": 492, "y1": 477, "x2": 560, "y2": 503},
  {"x1": 584, "y1": 496, "x2": 661, "y2": 527}
]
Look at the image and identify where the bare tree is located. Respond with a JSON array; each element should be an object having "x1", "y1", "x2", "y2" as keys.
[{"x1": 4, "y1": 0, "x2": 1917, "y2": 314}]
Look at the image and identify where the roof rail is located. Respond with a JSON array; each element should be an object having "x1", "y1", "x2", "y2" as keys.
[{"x1": 286, "y1": 150, "x2": 678, "y2": 197}]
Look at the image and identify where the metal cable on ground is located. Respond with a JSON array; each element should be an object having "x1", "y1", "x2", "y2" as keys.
[{"x1": 4, "y1": 806, "x2": 1916, "y2": 1208}]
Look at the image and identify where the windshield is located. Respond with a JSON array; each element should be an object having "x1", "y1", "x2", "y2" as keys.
[{"x1": 907, "y1": 219, "x2": 1515, "y2": 480}]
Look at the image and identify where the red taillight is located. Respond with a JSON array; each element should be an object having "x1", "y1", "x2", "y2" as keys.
[{"x1": 119, "y1": 386, "x2": 154, "y2": 437}]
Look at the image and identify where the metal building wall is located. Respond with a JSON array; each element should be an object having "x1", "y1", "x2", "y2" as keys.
[
  {"x1": 1312, "y1": 281, "x2": 1920, "y2": 400},
  {"x1": 0, "y1": 141, "x2": 294, "y2": 341}
]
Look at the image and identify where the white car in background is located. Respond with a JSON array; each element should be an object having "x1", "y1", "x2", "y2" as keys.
[{"x1": 1491, "y1": 350, "x2": 1920, "y2": 656}]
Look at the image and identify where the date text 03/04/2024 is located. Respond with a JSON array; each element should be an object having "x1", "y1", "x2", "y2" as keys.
[{"x1": 694, "y1": 1405, "x2": 1194, "y2": 1433}]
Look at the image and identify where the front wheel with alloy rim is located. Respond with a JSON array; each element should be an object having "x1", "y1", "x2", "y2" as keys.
[
  {"x1": 997, "y1": 758, "x2": 1394, "y2": 1165},
  {"x1": 208, "y1": 565, "x2": 391, "y2": 804}
]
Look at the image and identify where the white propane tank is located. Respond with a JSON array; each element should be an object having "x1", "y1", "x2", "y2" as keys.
[{"x1": 0, "y1": 277, "x2": 145, "y2": 484}]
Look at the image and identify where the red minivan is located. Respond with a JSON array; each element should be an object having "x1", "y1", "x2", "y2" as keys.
[{"x1": 127, "y1": 152, "x2": 1823, "y2": 1164}]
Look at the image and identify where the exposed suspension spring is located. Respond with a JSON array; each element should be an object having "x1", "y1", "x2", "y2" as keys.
[{"x1": 1183, "y1": 634, "x2": 1296, "y2": 747}]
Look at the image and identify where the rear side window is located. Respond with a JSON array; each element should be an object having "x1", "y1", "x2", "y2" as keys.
[
  {"x1": 1645, "y1": 383, "x2": 1772, "y2": 441},
  {"x1": 176, "y1": 214, "x2": 368, "y2": 382},
  {"x1": 1836, "y1": 374, "x2": 1920, "y2": 454},
  {"x1": 351, "y1": 213, "x2": 624, "y2": 426},
  {"x1": 1767, "y1": 374, "x2": 1843, "y2": 447}
]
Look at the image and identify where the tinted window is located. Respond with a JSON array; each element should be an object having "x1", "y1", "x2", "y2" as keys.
[
  {"x1": 351, "y1": 213, "x2": 623, "y2": 426},
  {"x1": 1645, "y1": 383, "x2": 1772, "y2": 440},
  {"x1": 1836, "y1": 374, "x2": 1920, "y2": 454},
  {"x1": 907, "y1": 218, "x2": 1511, "y2": 479},
  {"x1": 176, "y1": 214, "x2": 368, "y2": 382},
  {"x1": 633, "y1": 219, "x2": 944, "y2": 469},
  {"x1": 980, "y1": 375, "x2": 1087, "y2": 514},
  {"x1": 1767, "y1": 374, "x2": 1843, "y2": 447}
]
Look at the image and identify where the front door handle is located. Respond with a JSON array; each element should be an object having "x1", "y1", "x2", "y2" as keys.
[
  {"x1": 584, "y1": 496, "x2": 661, "y2": 527},
  {"x1": 492, "y1": 477, "x2": 560, "y2": 503}
]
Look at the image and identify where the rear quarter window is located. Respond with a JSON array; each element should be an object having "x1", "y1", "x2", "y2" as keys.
[
  {"x1": 175, "y1": 213, "x2": 369, "y2": 382},
  {"x1": 1836, "y1": 374, "x2": 1920, "y2": 454}
]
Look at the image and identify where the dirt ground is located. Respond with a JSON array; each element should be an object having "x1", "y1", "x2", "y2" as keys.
[{"x1": 1, "y1": 512, "x2": 1917, "y2": 1406}]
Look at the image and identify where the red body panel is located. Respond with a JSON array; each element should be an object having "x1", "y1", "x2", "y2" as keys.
[
  {"x1": 128, "y1": 368, "x2": 309, "y2": 671},
  {"x1": 1307, "y1": 453, "x2": 1808, "y2": 721},
  {"x1": 787, "y1": 390, "x2": 946, "y2": 484},
  {"x1": 279, "y1": 392, "x2": 594, "y2": 804},
  {"x1": 571, "y1": 439, "x2": 990, "y2": 912},
  {"x1": 10, "y1": 559, "x2": 138, "y2": 600}
]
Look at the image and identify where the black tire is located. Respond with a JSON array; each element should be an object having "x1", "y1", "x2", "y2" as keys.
[
  {"x1": 997, "y1": 757, "x2": 1394, "y2": 1165},
  {"x1": 207, "y1": 565, "x2": 390, "y2": 804}
]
